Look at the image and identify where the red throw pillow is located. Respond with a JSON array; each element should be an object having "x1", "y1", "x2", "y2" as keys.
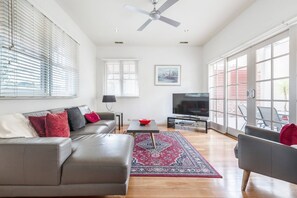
[
  {"x1": 28, "y1": 116, "x2": 46, "y2": 137},
  {"x1": 280, "y1": 123, "x2": 297, "y2": 146},
  {"x1": 45, "y1": 111, "x2": 70, "y2": 137},
  {"x1": 84, "y1": 112, "x2": 101, "y2": 123}
]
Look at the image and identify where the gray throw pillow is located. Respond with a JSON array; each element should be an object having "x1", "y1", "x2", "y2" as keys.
[{"x1": 66, "y1": 107, "x2": 86, "y2": 131}]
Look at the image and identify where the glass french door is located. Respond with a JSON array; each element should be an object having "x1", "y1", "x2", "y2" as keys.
[
  {"x1": 251, "y1": 33, "x2": 290, "y2": 132},
  {"x1": 226, "y1": 53, "x2": 248, "y2": 136}
]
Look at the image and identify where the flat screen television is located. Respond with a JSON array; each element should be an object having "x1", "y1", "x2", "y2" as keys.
[{"x1": 172, "y1": 93, "x2": 209, "y2": 117}]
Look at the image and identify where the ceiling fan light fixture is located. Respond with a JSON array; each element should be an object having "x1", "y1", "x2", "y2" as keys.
[
  {"x1": 115, "y1": 41, "x2": 124, "y2": 44},
  {"x1": 179, "y1": 41, "x2": 188, "y2": 44}
]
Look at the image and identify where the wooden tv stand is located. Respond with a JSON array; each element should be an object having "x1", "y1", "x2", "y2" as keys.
[{"x1": 167, "y1": 116, "x2": 208, "y2": 133}]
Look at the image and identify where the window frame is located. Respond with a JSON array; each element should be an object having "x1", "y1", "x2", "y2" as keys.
[{"x1": 104, "y1": 59, "x2": 139, "y2": 97}]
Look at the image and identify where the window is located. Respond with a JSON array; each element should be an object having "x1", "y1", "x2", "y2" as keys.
[
  {"x1": 0, "y1": 0, "x2": 78, "y2": 98},
  {"x1": 105, "y1": 60, "x2": 139, "y2": 97},
  {"x1": 208, "y1": 60, "x2": 225, "y2": 126},
  {"x1": 255, "y1": 37, "x2": 290, "y2": 131}
]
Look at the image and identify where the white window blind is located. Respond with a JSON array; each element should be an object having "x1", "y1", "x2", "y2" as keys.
[
  {"x1": 0, "y1": 0, "x2": 78, "y2": 98},
  {"x1": 105, "y1": 60, "x2": 139, "y2": 97}
]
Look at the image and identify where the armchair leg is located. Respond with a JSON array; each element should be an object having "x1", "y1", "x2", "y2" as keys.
[{"x1": 241, "y1": 170, "x2": 250, "y2": 191}]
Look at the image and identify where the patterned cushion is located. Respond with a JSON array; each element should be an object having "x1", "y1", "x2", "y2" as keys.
[
  {"x1": 45, "y1": 111, "x2": 70, "y2": 137},
  {"x1": 28, "y1": 116, "x2": 46, "y2": 137}
]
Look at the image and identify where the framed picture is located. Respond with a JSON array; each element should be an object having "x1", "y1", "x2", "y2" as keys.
[{"x1": 155, "y1": 65, "x2": 181, "y2": 86}]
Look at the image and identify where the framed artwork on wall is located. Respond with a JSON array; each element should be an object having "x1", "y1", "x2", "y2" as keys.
[{"x1": 155, "y1": 65, "x2": 181, "y2": 86}]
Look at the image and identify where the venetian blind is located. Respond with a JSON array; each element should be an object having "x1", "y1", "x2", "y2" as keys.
[{"x1": 0, "y1": 0, "x2": 78, "y2": 98}]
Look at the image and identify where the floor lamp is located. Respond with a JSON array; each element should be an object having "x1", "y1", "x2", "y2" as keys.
[{"x1": 102, "y1": 95, "x2": 116, "y2": 112}]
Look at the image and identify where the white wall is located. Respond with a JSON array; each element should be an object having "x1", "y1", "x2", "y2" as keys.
[
  {"x1": 202, "y1": 0, "x2": 297, "y2": 89},
  {"x1": 97, "y1": 46, "x2": 203, "y2": 124},
  {"x1": 0, "y1": 0, "x2": 97, "y2": 115}
]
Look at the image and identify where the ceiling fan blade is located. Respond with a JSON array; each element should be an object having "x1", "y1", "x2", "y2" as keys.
[
  {"x1": 137, "y1": 19, "x2": 152, "y2": 31},
  {"x1": 159, "y1": 16, "x2": 180, "y2": 27},
  {"x1": 124, "y1": 5, "x2": 150, "y2": 16},
  {"x1": 157, "y1": 0, "x2": 179, "y2": 14}
]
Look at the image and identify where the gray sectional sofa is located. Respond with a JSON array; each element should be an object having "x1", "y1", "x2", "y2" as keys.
[{"x1": 0, "y1": 105, "x2": 134, "y2": 197}]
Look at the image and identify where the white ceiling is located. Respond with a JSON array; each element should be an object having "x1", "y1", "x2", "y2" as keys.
[{"x1": 56, "y1": 0, "x2": 255, "y2": 46}]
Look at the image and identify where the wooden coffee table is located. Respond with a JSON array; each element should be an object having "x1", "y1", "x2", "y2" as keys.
[{"x1": 127, "y1": 120, "x2": 159, "y2": 148}]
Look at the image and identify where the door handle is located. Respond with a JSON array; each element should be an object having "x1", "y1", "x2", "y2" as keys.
[{"x1": 247, "y1": 89, "x2": 255, "y2": 98}]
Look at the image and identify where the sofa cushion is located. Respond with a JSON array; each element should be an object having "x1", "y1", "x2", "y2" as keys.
[
  {"x1": 70, "y1": 125, "x2": 110, "y2": 139},
  {"x1": 78, "y1": 105, "x2": 91, "y2": 115},
  {"x1": 28, "y1": 116, "x2": 46, "y2": 137},
  {"x1": 67, "y1": 107, "x2": 86, "y2": 131},
  {"x1": 46, "y1": 111, "x2": 70, "y2": 137},
  {"x1": 85, "y1": 112, "x2": 101, "y2": 123},
  {"x1": 89, "y1": 120, "x2": 116, "y2": 131},
  {"x1": 0, "y1": 113, "x2": 38, "y2": 138},
  {"x1": 280, "y1": 123, "x2": 297, "y2": 146},
  {"x1": 61, "y1": 134, "x2": 134, "y2": 184}
]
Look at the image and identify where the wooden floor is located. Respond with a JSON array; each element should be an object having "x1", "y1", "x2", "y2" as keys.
[
  {"x1": 88, "y1": 126, "x2": 296, "y2": 198},
  {"x1": 77, "y1": 126, "x2": 297, "y2": 198}
]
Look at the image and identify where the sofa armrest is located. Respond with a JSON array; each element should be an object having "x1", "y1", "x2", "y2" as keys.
[
  {"x1": 238, "y1": 134, "x2": 297, "y2": 184},
  {"x1": 0, "y1": 137, "x2": 72, "y2": 185},
  {"x1": 96, "y1": 112, "x2": 115, "y2": 120},
  {"x1": 245, "y1": 125, "x2": 280, "y2": 142}
]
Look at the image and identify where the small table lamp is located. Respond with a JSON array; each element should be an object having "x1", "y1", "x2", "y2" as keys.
[{"x1": 102, "y1": 95, "x2": 116, "y2": 111}]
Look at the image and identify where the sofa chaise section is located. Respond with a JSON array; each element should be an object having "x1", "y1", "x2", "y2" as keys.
[{"x1": 0, "y1": 105, "x2": 134, "y2": 197}]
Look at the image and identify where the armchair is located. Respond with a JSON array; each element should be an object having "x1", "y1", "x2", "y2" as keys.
[{"x1": 235, "y1": 125, "x2": 297, "y2": 191}]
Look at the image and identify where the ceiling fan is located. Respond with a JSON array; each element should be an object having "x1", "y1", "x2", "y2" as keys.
[{"x1": 124, "y1": 0, "x2": 181, "y2": 31}]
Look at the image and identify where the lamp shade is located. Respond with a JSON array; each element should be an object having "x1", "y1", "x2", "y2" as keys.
[{"x1": 102, "y1": 95, "x2": 116, "y2": 103}]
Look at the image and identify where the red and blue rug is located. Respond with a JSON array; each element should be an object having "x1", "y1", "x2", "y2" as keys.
[{"x1": 131, "y1": 131, "x2": 222, "y2": 178}]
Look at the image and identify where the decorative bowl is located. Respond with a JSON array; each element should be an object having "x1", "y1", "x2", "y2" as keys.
[{"x1": 139, "y1": 119, "x2": 151, "y2": 126}]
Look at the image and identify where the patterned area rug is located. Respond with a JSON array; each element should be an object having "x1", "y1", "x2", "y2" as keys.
[{"x1": 131, "y1": 131, "x2": 222, "y2": 178}]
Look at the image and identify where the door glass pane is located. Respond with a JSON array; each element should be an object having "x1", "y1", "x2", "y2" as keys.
[
  {"x1": 210, "y1": 99, "x2": 215, "y2": 111},
  {"x1": 238, "y1": 55, "x2": 247, "y2": 68},
  {"x1": 238, "y1": 67, "x2": 247, "y2": 84},
  {"x1": 273, "y1": 37, "x2": 289, "y2": 57},
  {"x1": 216, "y1": 87, "x2": 224, "y2": 99},
  {"x1": 228, "y1": 86, "x2": 237, "y2": 99},
  {"x1": 217, "y1": 61, "x2": 224, "y2": 73},
  {"x1": 217, "y1": 112, "x2": 224, "y2": 125},
  {"x1": 209, "y1": 76, "x2": 215, "y2": 87},
  {"x1": 256, "y1": 45, "x2": 271, "y2": 62},
  {"x1": 209, "y1": 87, "x2": 216, "y2": 98},
  {"x1": 274, "y1": 101, "x2": 289, "y2": 119},
  {"x1": 227, "y1": 70, "x2": 236, "y2": 85},
  {"x1": 237, "y1": 101, "x2": 247, "y2": 115},
  {"x1": 228, "y1": 59, "x2": 236, "y2": 71},
  {"x1": 273, "y1": 78, "x2": 289, "y2": 100},
  {"x1": 256, "y1": 81, "x2": 271, "y2": 100},
  {"x1": 228, "y1": 114, "x2": 236, "y2": 129},
  {"x1": 273, "y1": 55, "x2": 289, "y2": 79},
  {"x1": 227, "y1": 100, "x2": 236, "y2": 114},
  {"x1": 216, "y1": 72, "x2": 224, "y2": 86},
  {"x1": 238, "y1": 84, "x2": 247, "y2": 100},
  {"x1": 209, "y1": 64, "x2": 214, "y2": 76},
  {"x1": 217, "y1": 100, "x2": 224, "y2": 112},
  {"x1": 213, "y1": 112, "x2": 217, "y2": 122},
  {"x1": 237, "y1": 116, "x2": 246, "y2": 131},
  {"x1": 256, "y1": 61, "x2": 271, "y2": 81}
]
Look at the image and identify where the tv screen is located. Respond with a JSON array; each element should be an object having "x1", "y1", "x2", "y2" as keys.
[{"x1": 173, "y1": 93, "x2": 209, "y2": 117}]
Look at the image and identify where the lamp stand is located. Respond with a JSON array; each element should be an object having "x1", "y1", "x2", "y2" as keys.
[{"x1": 105, "y1": 103, "x2": 113, "y2": 112}]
